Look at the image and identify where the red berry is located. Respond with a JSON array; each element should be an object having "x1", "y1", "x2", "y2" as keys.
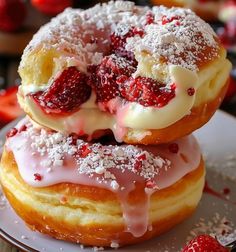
[
  {"x1": 119, "y1": 77, "x2": 176, "y2": 107},
  {"x1": 34, "y1": 173, "x2": 42, "y2": 181},
  {"x1": 0, "y1": 86, "x2": 23, "y2": 124},
  {"x1": 88, "y1": 55, "x2": 135, "y2": 103},
  {"x1": 0, "y1": 0, "x2": 26, "y2": 32},
  {"x1": 187, "y1": 87, "x2": 195, "y2": 96},
  {"x1": 181, "y1": 234, "x2": 228, "y2": 252},
  {"x1": 6, "y1": 127, "x2": 18, "y2": 138},
  {"x1": 168, "y1": 143, "x2": 179, "y2": 154},
  {"x1": 31, "y1": 0, "x2": 72, "y2": 16},
  {"x1": 31, "y1": 67, "x2": 91, "y2": 115},
  {"x1": 110, "y1": 26, "x2": 144, "y2": 63}
]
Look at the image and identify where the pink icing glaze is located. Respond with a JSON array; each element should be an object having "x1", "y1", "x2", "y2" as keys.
[{"x1": 5, "y1": 117, "x2": 201, "y2": 238}]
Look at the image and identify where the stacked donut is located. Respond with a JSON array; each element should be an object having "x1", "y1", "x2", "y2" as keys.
[
  {"x1": 0, "y1": 1, "x2": 231, "y2": 248},
  {"x1": 151, "y1": 0, "x2": 226, "y2": 21}
]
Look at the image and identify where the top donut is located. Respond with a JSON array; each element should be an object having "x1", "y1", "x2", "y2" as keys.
[{"x1": 17, "y1": 1, "x2": 231, "y2": 144}]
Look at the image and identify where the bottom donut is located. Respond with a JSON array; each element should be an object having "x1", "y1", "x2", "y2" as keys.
[{"x1": 0, "y1": 118, "x2": 205, "y2": 247}]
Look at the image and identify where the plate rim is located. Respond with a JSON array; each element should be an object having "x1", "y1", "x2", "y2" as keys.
[{"x1": 0, "y1": 227, "x2": 38, "y2": 252}]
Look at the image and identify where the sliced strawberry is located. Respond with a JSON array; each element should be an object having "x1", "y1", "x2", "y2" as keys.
[
  {"x1": 0, "y1": 0, "x2": 27, "y2": 32},
  {"x1": 181, "y1": 234, "x2": 228, "y2": 252},
  {"x1": 110, "y1": 25, "x2": 144, "y2": 64},
  {"x1": 31, "y1": 67, "x2": 91, "y2": 115},
  {"x1": 0, "y1": 86, "x2": 23, "y2": 124},
  {"x1": 31, "y1": 0, "x2": 72, "y2": 16},
  {"x1": 118, "y1": 77, "x2": 176, "y2": 108},
  {"x1": 88, "y1": 55, "x2": 135, "y2": 103}
]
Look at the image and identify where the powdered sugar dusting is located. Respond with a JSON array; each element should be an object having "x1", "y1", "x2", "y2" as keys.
[
  {"x1": 187, "y1": 213, "x2": 235, "y2": 245},
  {"x1": 127, "y1": 6, "x2": 219, "y2": 71},
  {"x1": 21, "y1": 1, "x2": 219, "y2": 73}
]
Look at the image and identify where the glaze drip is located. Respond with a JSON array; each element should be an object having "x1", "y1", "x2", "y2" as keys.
[{"x1": 6, "y1": 117, "x2": 201, "y2": 237}]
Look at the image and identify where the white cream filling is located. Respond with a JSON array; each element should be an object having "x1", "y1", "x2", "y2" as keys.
[
  {"x1": 117, "y1": 66, "x2": 197, "y2": 129},
  {"x1": 19, "y1": 53, "x2": 231, "y2": 141}
]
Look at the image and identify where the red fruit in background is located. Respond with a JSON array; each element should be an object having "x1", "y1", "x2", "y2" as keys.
[
  {"x1": 218, "y1": 19, "x2": 236, "y2": 49},
  {"x1": 0, "y1": 0, "x2": 27, "y2": 32},
  {"x1": 31, "y1": 67, "x2": 91, "y2": 114},
  {"x1": 181, "y1": 234, "x2": 228, "y2": 252},
  {"x1": 224, "y1": 76, "x2": 236, "y2": 102},
  {"x1": 0, "y1": 86, "x2": 23, "y2": 124},
  {"x1": 31, "y1": 0, "x2": 72, "y2": 16}
]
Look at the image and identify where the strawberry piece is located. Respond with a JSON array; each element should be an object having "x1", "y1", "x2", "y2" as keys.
[
  {"x1": 88, "y1": 55, "x2": 135, "y2": 103},
  {"x1": 6, "y1": 128, "x2": 18, "y2": 138},
  {"x1": 78, "y1": 144, "x2": 92, "y2": 158},
  {"x1": 34, "y1": 173, "x2": 42, "y2": 181},
  {"x1": 0, "y1": 0, "x2": 26, "y2": 32},
  {"x1": 110, "y1": 25, "x2": 144, "y2": 63},
  {"x1": 18, "y1": 124, "x2": 27, "y2": 133},
  {"x1": 0, "y1": 86, "x2": 23, "y2": 124},
  {"x1": 118, "y1": 77, "x2": 176, "y2": 108},
  {"x1": 181, "y1": 234, "x2": 228, "y2": 252},
  {"x1": 146, "y1": 12, "x2": 155, "y2": 25},
  {"x1": 31, "y1": 0, "x2": 72, "y2": 16},
  {"x1": 31, "y1": 67, "x2": 91, "y2": 115}
]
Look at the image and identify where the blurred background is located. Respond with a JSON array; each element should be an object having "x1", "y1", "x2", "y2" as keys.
[{"x1": 0, "y1": 0, "x2": 236, "y2": 129}]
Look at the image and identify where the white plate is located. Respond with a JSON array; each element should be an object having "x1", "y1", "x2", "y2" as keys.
[{"x1": 0, "y1": 110, "x2": 236, "y2": 252}]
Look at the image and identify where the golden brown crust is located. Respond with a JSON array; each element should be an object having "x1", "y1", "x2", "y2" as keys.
[
  {"x1": 124, "y1": 80, "x2": 229, "y2": 145},
  {"x1": 0, "y1": 149, "x2": 205, "y2": 247},
  {"x1": 151, "y1": 0, "x2": 185, "y2": 8}
]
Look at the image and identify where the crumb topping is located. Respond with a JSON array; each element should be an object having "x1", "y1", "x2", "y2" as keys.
[
  {"x1": 22, "y1": 1, "x2": 219, "y2": 72},
  {"x1": 187, "y1": 213, "x2": 236, "y2": 246},
  {"x1": 17, "y1": 121, "x2": 170, "y2": 185}
]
